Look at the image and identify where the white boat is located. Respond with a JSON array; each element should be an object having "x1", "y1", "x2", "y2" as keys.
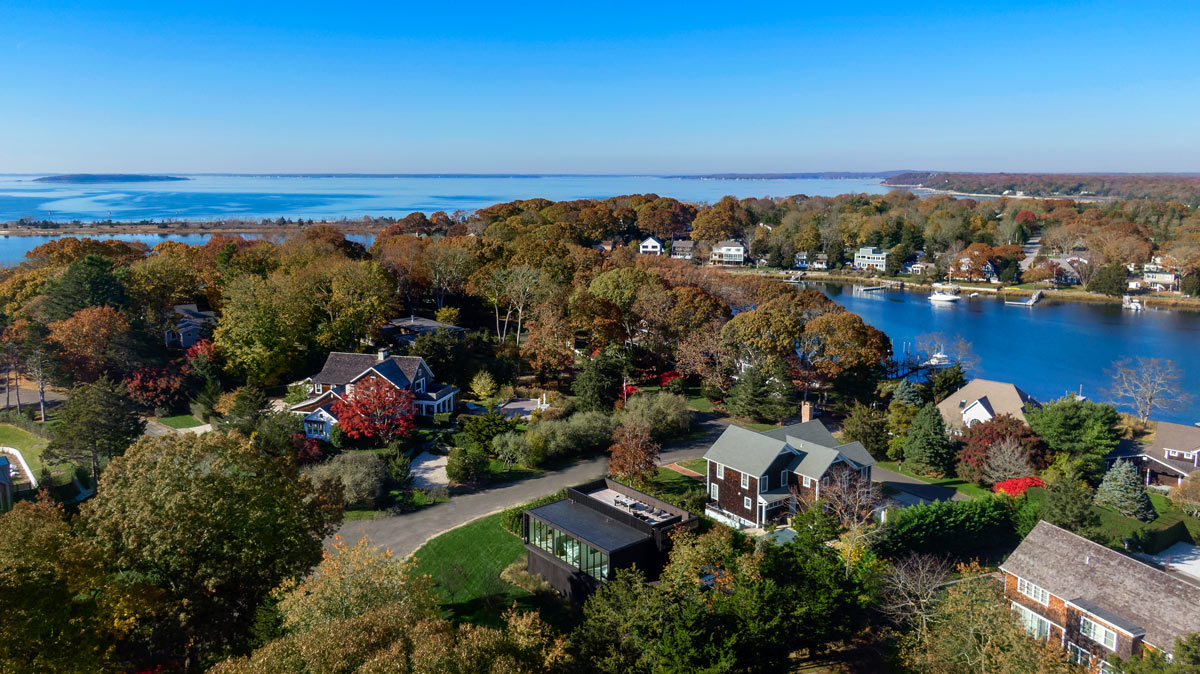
[
  {"x1": 929, "y1": 291, "x2": 960, "y2": 303},
  {"x1": 969, "y1": 292, "x2": 980, "y2": 298},
  {"x1": 921, "y1": 351, "x2": 953, "y2": 368}
]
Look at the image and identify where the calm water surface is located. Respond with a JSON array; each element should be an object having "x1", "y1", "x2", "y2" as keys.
[
  {"x1": 816, "y1": 283, "x2": 1200, "y2": 424},
  {"x1": 0, "y1": 174, "x2": 892, "y2": 222}
]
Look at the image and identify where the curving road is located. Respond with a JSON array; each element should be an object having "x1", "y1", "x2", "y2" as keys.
[{"x1": 338, "y1": 413, "x2": 960, "y2": 558}]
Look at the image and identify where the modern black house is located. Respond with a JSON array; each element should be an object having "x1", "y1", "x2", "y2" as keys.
[{"x1": 522, "y1": 478, "x2": 698, "y2": 599}]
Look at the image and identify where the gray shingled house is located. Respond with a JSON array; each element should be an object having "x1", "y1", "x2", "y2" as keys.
[
  {"x1": 1105, "y1": 421, "x2": 1200, "y2": 488},
  {"x1": 1001, "y1": 521, "x2": 1200, "y2": 669},
  {"x1": 701, "y1": 420, "x2": 875, "y2": 528}
]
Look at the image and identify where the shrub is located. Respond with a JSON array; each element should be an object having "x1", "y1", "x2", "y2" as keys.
[
  {"x1": 492, "y1": 431, "x2": 530, "y2": 469},
  {"x1": 666, "y1": 376, "x2": 687, "y2": 395},
  {"x1": 993, "y1": 476, "x2": 1045, "y2": 497},
  {"x1": 284, "y1": 383, "x2": 311, "y2": 405},
  {"x1": 303, "y1": 453, "x2": 386, "y2": 508},
  {"x1": 617, "y1": 393, "x2": 691, "y2": 441},
  {"x1": 876, "y1": 496, "x2": 1015, "y2": 558},
  {"x1": 529, "y1": 411, "x2": 616, "y2": 460},
  {"x1": 500, "y1": 490, "x2": 567, "y2": 535},
  {"x1": 1130, "y1": 519, "x2": 1194, "y2": 554},
  {"x1": 445, "y1": 445, "x2": 489, "y2": 484}
]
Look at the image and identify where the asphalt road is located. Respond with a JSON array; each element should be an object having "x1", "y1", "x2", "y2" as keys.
[{"x1": 338, "y1": 414, "x2": 961, "y2": 558}]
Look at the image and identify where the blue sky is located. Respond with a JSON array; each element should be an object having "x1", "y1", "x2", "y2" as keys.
[{"x1": 1, "y1": 1, "x2": 1198, "y2": 173}]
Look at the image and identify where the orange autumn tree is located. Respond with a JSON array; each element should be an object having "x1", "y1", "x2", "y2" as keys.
[
  {"x1": 329, "y1": 380, "x2": 414, "y2": 445},
  {"x1": 607, "y1": 423, "x2": 659, "y2": 485},
  {"x1": 47, "y1": 306, "x2": 129, "y2": 381}
]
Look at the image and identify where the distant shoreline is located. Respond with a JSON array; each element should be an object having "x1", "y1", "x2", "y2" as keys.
[
  {"x1": 0, "y1": 223, "x2": 384, "y2": 237},
  {"x1": 887, "y1": 184, "x2": 1116, "y2": 203}
]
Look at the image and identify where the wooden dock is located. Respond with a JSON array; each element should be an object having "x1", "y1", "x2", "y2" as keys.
[{"x1": 1005, "y1": 290, "x2": 1043, "y2": 306}]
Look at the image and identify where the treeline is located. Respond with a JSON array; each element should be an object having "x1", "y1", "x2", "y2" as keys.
[{"x1": 884, "y1": 171, "x2": 1200, "y2": 207}]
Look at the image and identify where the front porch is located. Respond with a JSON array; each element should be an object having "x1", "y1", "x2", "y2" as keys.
[{"x1": 413, "y1": 384, "x2": 458, "y2": 417}]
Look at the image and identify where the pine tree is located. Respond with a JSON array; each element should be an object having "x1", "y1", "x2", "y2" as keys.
[
  {"x1": 726, "y1": 365, "x2": 795, "y2": 424},
  {"x1": 843, "y1": 402, "x2": 888, "y2": 458},
  {"x1": 1094, "y1": 459, "x2": 1157, "y2": 522},
  {"x1": 1044, "y1": 466, "x2": 1102, "y2": 535},
  {"x1": 218, "y1": 386, "x2": 269, "y2": 436},
  {"x1": 902, "y1": 403, "x2": 952, "y2": 476},
  {"x1": 893, "y1": 379, "x2": 925, "y2": 407}
]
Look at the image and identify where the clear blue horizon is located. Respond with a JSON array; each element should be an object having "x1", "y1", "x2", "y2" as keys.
[{"x1": 2, "y1": 1, "x2": 1198, "y2": 174}]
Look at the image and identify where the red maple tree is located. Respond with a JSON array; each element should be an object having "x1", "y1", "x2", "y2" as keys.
[
  {"x1": 329, "y1": 380, "x2": 415, "y2": 444},
  {"x1": 124, "y1": 367, "x2": 186, "y2": 409}
]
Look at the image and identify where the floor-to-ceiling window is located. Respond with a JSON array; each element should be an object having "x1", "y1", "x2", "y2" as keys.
[{"x1": 528, "y1": 518, "x2": 609, "y2": 580}]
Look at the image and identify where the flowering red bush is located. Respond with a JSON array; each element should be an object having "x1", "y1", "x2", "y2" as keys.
[
  {"x1": 993, "y1": 476, "x2": 1045, "y2": 496},
  {"x1": 621, "y1": 384, "x2": 641, "y2": 398},
  {"x1": 659, "y1": 370, "x2": 683, "y2": 387},
  {"x1": 185, "y1": 338, "x2": 217, "y2": 364}
]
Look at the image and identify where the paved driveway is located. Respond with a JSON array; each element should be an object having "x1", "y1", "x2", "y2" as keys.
[{"x1": 339, "y1": 413, "x2": 731, "y2": 558}]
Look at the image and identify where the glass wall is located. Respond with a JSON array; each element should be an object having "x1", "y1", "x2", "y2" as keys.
[{"x1": 529, "y1": 518, "x2": 609, "y2": 580}]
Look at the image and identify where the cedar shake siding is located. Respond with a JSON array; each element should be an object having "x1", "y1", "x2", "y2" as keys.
[
  {"x1": 707, "y1": 461, "x2": 759, "y2": 525},
  {"x1": 1001, "y1": 522, "x2": 1200, "y2": 670}
]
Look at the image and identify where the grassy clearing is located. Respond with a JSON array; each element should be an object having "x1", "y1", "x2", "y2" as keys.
[
  {"x1": 645, "y1": 466, "x2": 705, "y2": 501},
  {"x1": 876, "y1": 460, "x2": 994, "y2": 500},
  {"x1": 0, "y1": 423, "x2": 52, "y2": 478},
  {"x1": 487, "y1": 458, "x2": 545, "y2": 484},
  {"x1": 157, "y1": 414, "x2": 205, "y2": 429},
  {"x1": 677, "y1": 458, "x2": 707, "y2": 474},
  {"x1": 342, "y1": 510, "x2": 390, "y2": 521},
  {"x1": 1024, "y1": 487, "x2": 1200, "y2": 544},
  {"x1": 734, "y1": 419, "x2": 782, "y2": 433},
  {"x1": 410, "y1": 513, "x2": 534, "y2": 626},
  {"x1": 683, "y1": 386, "x2": 717, "y2": 414}
]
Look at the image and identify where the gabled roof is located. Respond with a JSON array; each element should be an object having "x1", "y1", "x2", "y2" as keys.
[
  {"x1": 714, "y1": 239, "x2": 745, "y2": 249},
  {"x1": 671, "y1": 239, "x2": 694, "y2": 250},
  {"x1": 704, "y1": 420, "x2": 875, "y2": 479},
  {"x1": 936, "y1": 379, "x2": 1039, "y2": 432},
  {"x1": 1127, "y1": 422, "x2": 1200, "y2": 476},
  {"x1": 640, "y1": 236, "x2": 662, "y2": 246},
  {"x1": 310, "y1": 352, "x2": 428, "y2": 386},
  {"x1": 1000, "y1": 521, "x2": 1200, "y2": 651},
  {"x1": 704, "y1": 425, "x2": 789, "y2": 477}
]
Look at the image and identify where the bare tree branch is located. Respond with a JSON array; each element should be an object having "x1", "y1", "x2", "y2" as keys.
[{"x1": 1106, "y1": 357, "x2": 1192, "y2": 422}]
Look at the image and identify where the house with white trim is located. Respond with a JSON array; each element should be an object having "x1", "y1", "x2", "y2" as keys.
[
  {"x1": 1105, "y1": 421, "x2": 1200, "y2": 488},
  {"x1": 710, "y1": 240, "x2": 746, "y2": 265},
  {"x1": 290, "y1": 350, "x2": 457, "y2": 440},
  {"x1": 701, "y1": 421, "x2": 875, "y2": 528},
  {"x1": 935, "y1": 379, "x2": 1039, "y2": 434},
  {"x1": 669, "y1": 239, "x2": 694, "y2": 259},
  {"x1": 1002, "y1": 521, "x2": 1200, "y2": 672},
  {"x1": 638, "y1": 236, "x2": 663, "y2": 256},
  {"x1": 853, "y1": 246, "x2": 889, "y2": 271}
]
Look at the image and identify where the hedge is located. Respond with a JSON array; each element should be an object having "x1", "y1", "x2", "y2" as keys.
[
  {"x1": 876, "y1": 496, "x2": 1016, "y2": 558},
  {"x1": 1130, "y1": 519, "x2": 1194, "y2": 555},
  {"x1": 500, "y1": 489, "x2": 567, "y2": 535}
]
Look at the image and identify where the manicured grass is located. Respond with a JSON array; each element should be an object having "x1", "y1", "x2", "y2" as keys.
[
  {"x1": 157, "y1": 414, "x2": 204, "y2": 429},
  {"x1": 646, "y1": 466, "x2": 706, "y2": 501},
  {"x1": 410, "y1": 513, "x2": 532, "y2": 625},
  {"x1": 677, "y1": 458, "x2": 707, "y2": 474},
  {"x1": 683, "y1": 386, "x2": 716, "y2": 413},
  {"x1": 734, "y1": 420, "x2": 782, "y2": 433},
  {"x1": 0, "y1": 423, "x2": 52, "y2": 478},
  {"x1": 876, "y1": 460, "x2": 994, "y2": 500},
  {"x1": 342, "y1": 509, "x2": 390, "y2": 521},
  {"x1": 1024, "y1": 487, "x2": 1200, "y2": 546},
  {"x1": 487, "y1": 458, "x2": 544, "y2": 484}
]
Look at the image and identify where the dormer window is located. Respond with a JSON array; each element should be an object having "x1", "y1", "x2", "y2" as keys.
[{"x1": 314, "y1": 383, "x2": 323, "y2": 394}]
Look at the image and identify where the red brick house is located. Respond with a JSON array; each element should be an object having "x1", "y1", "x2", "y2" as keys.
[
  {"x1": 290, "y1": 350, "x2": 457, "y2": 440},
  {"x1": 701, "y1": 420, "x2": 875, "y2": 528},
  {"x1": 1001, "y1": 521, "x2": 1200, "y2": 672}
]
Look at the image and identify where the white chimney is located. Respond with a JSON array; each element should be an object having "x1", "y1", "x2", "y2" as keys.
[{"x1": 377, "y1": 348, "x2": 388, "y2": 362}]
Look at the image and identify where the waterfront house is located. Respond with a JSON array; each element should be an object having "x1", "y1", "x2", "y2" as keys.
[
  {"x1": 936, "y1": 379, "x2": 1040, "y2": 434},
  {"x1": 669, "y1": 239, "x2": 694, "y2": 259},
  {"x1": 701, "y1": 420, "x2": 875, "y2": 528},
  {"x1": 379, "y1": 315, "x2": 465, "y2": 347},
  {"x1": 907, "y1": 261, "x2": 934, "y2": 276},
  {"x1": 810, "y1": 253, "x2": 829, "y2": 270},
  {"x1": 794, "y1": 251, "x2": 809, "y2": 268},
  {"x1": 290, "y1": 350, "x2": 457, "y2": 439},
  {"x1": 638, "y1": 236, "x2": 663, "y2": 256},
  {"x1": 710, "y1": 240, "x2": 746, "y2": 265},
  {"x1": 1001, "y1": 521, "x2": 1200, "y2": 670},
  {"x1": 853, "y1": 246, "x2": 889, "y2": 271},
  {"x1": 163, "y1": 303, "x2": 215, "y2": 348},
  {"x1": 1144, "y1": 269, "x2": 1178, "y2": 292},
  {"x1": 1104, "y1": 421, "x2": 1200, "y2": 487},
  {"x1": 522, "y1": 478, "x2": 698, "y2": 599}
]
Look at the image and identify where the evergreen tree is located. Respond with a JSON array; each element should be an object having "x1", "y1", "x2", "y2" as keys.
[
  {"x1": 43, "y1": 254, "x2": 130, "y2": 321},
  {"x1": 572, "y1": 348, "x2": 624, "y2": 413},
  {"x1": 893, "y1": 379, "x2": 925, "y2": 406},
  {"x1": 217, "y1": 386, "x2": 269, "y2": 436},
  {"x1": 925, "y1": 364, "x2": 966, "y2": 404},
  {"x1": 1088, "y1": 262, "x2": 1128, "y2": 296},
  {"x1": 1094, "y1": 459, "x2": 1157, "y2": 522},
  {"x1": 1043, "y1": 466, "x2": 1102, "y2": 536},
  {"x1": 1026, "y1": 398, "x2": 1121, "y2": 481},
  {"x1": 902, "y1": 403, "x2": 952, "y2": 476},
  {"x1": 726, "y1": 364, "x2": 795, "y2": 424},
  {"x1": 44, "y1": 377, "x2": 146, "y2": 484},
  {"x1": 843, "y1": 401, "x2": 888, "y2": 458}
]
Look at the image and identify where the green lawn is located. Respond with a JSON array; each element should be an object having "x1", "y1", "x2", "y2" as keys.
[
  {"x1": 410, "y1": 513, "x2": 533, "y2": 625},
  {"x1": 683, "y1": 386, "x2": 716, "y2": 413},
  {"x1": 677, "y1": 458, "x2": 707, "y2": 474},
  {"x1": 157, "y1": 414, "x2": 204, "y2": 429},
  {"x1": 876, "y1": 460, "x2": 994, "y2": 499},
  {"x1": 0, "y1": 423, "x2": 52, "y2": 479},
  {"x1": 645, "y1": 466, "x2": 706, "y2": 502},
  {"x1": 734, "y1": 420, "x2": 783, "y2": 432},
  {"x1": 1024, "y1": 487, "x2": 1200, "y2": 546},
  {"x1": 342, "y1": 509, "x2": 390, "y2": 521},
  {"x1": 487, "y1": 458, "x2": 544, "y2": 484}
]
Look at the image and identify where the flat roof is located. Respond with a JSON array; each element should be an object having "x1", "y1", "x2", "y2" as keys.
[{"x1": 527, "y1": 499, "x2": 649, "y2": 553}]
